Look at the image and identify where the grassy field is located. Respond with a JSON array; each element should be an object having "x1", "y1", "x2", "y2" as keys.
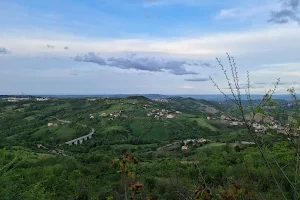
[
  {"x1": 130, "y1": 120, "x2": 146, "y2": 137},
  {"x1": 104, "y1": 126, "x2": 128, "y2": 133},
  {"x1": 32, "y1": 124, "x2": 78, "y2": 141},
  {"x1": 144, "y1": 122, "x2": 168, "y2": 140},
  {"x1": 195, "y1": 142, "x2": 226, "y2": 151},
  {"x1": 189, "y1": 118, "x2": 218, "y2": 131},
  {"x1": 53, "y1": 125, "x2": 78, "y2": 140},
  {"x1": 24, "y1": 116, "x2": 35, "y2": 121}
]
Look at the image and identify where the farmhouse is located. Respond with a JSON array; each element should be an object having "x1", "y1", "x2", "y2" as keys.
[{"x1": 48, "y1": 123, "x2": 58, "y2": 127}]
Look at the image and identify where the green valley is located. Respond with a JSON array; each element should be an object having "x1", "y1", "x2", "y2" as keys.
[{"x1": 0, "y1": 96, "x2": 297, "y2": 199}]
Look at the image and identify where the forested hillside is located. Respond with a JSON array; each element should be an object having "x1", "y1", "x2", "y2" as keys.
[{"x1": 0, "y1": 97, "x2": 297, "y2": 199}]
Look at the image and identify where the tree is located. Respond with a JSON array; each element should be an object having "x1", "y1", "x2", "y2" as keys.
[{"x1": 210, "y1": 53, "x2": 300, "y2": 199}]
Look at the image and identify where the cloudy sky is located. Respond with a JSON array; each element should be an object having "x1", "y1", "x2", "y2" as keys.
[{"x1": 0, "y1": 0, "x2": 300, "y2": 95}]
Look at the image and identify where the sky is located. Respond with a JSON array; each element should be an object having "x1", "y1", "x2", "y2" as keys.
[{"x1": 0, "y1": 0, "x2": 300, "y2": 95}]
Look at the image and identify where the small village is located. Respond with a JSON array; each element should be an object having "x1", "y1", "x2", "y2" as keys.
[
  {"x1": 146, "y1": 108, "x2": 180, "y2": 120},
  {"x1": 2, "y1": 97, "x2": 49, "y2": 102},
  {"x1": 87, "y1": 102, "x2": 182, "y2": 121},
  {"x1": 89, "y1": 110, "x2": 123, "y2": 121},
  {"x1": 220, "y1": 115, "x2": 288, "y2": 134}
]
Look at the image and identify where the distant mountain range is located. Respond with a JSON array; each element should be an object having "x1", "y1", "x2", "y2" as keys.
[{"x1": 0, "y1": 94, "x2": 296, "y2": 102}]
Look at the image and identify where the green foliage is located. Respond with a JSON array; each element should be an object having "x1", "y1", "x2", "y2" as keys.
[{"x1": 0, "y1": 97, "x2": 298, "y2": 199}]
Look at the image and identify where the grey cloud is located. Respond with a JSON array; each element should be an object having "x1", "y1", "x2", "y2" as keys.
[
  {"x1": 201, "y1": 62, "x2": 214, "y2": 68},
  {"x1": 64, "y1": 46, "x2": 70, "y2": 50},
  {"x1": 75, "y1": 52, "x2": 107, "y2": 65},
  {"x1": 107, "y1": 57, "x2": 198, "y2": 75},
  {"x1": 187, "y1": 62, "x2": 214, "y2": 68},
  {"x1": 184, "y1": 77, "x2": 210, "y2": 82},
  {"x1": 75, "y1": 52, "x2": 198, "y2": 75},
  {"x1": 0, "y1": 47, "x2": 10, "y2": 54},
  {"x1": 283, "y1": 0, "x2": 299, "y2": 10},
  {"x1": 161, "y1": 60, "x2": 198, "y2": 75},
  {"x1": 269, "y1": 0, "x2": 300, "y2": 25},
  {"x1": 47, "y1": 44, "x2": 55, "y2": 48},
  {"x1": 168, "y1": 68, "x2": 198, "y2": 75},
  {"x1": 107, "y1": 57, "x2": 163, "y2": 72},
  {"x1": 291, "y1": 0, "x2": 300, "y2": 9},
  {"x1": 268, "y1": 9, "x2": 300, "y2": 24}
]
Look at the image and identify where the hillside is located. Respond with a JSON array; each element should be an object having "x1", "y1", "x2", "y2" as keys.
[
  {"x1": 0, "y1": 97, "x2": 296, "y2": 199},
  {"x1": 0, "y1": 97, "x2": 224, "y2": 148}
]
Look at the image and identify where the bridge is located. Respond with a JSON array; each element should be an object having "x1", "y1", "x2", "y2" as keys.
[{"x1": 65, "y1": 128, "x2": 95, "y2": 145}]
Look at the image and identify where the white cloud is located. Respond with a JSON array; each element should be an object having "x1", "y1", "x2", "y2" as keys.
[
  {"x1": 215, "y1": 3, "x2": 280, "y2": 20},
  {"x1": 216, "y1": 8, "x2": 259, "y2": 19},
  {"x1": 237, "y1": 62, "x2": 300, "y2": 93},
  {"x1": 251, "y1": 62, "x2": 300, "y2": 79},
  {"x1": 143, "y1": 0, "x2": 217, "y2": 7},
  {"x1": 1, "y1": 24, "x2": 300, "y2": 59}
]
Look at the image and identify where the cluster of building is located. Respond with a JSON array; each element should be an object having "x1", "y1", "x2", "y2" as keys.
[
  {"x1": 252, "y1": 122, "x2": 284, "y2": 133},
  {"x1": 221, "y1": 115, "x2": 286, "y2": 134},
  {"x1": 108, "y1": 111, "x2": 122, "y2": 120},
  {"x1": 2, "y1": 97, "x2": 30, "y2": 102},
  {"x1": 94, "y1": 111, "x2": 123, "y2": 121},
  {"x1": 1, "y1": 97, "x2": 49, "y2": 102},
  {"x1": 147, "y1": 109, "x2": 180, "y2": 120},
  {"x1": 152, "y1": 99, "x2": 169, "y2": 103},
  {"x1": 181, "y1": 138, "x2": 209, "y2": 151}
]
